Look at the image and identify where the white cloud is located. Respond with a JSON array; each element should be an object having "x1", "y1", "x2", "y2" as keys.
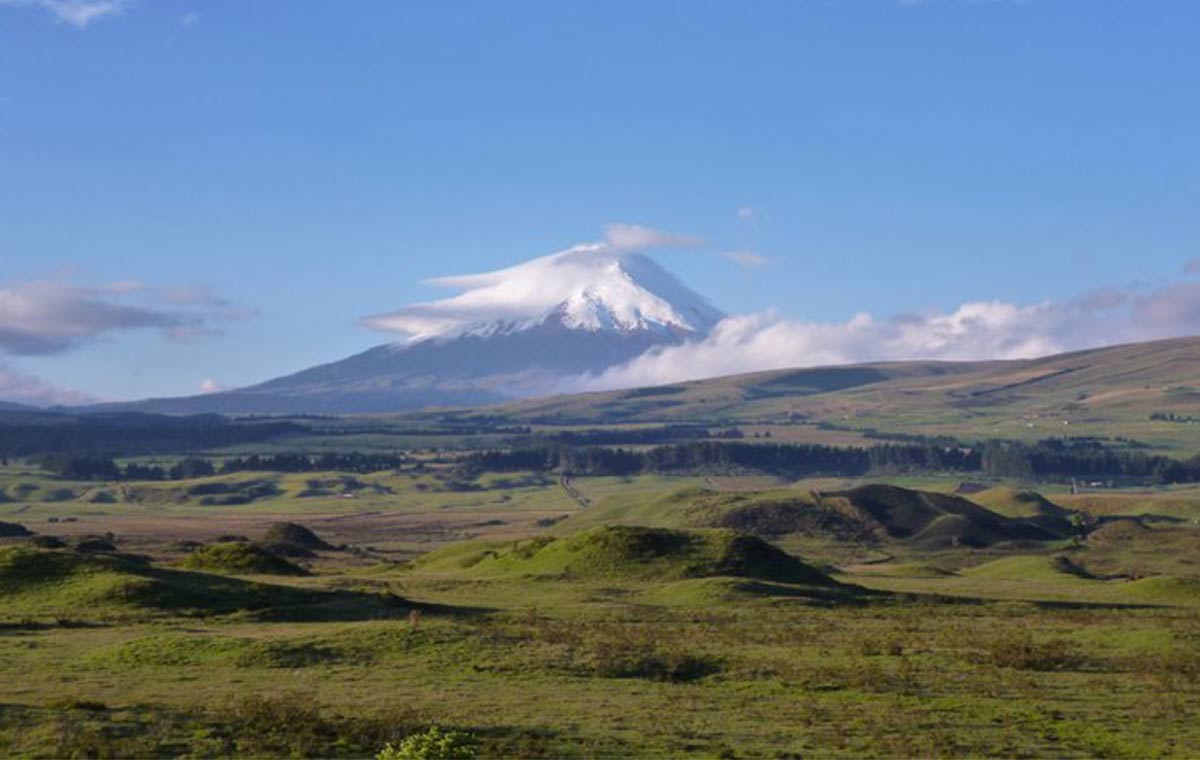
[
  {"x1": 0, "y1": 0, "x2": 128, "y2": 28},
  {"x1": 572, "y1": 280, "x2": 1200, "y2": 391},
  {"x1": 198, "y1": 378, "x2": 221, "y2": 393},
  {"x1": 361, "y1": 225, "x2": 717, "y2": 342},
  {"x1": 722, "y1": 250, "x2": 770, "y2": 269},
  {"x1": 0, "y1": 277, "x2": 251, "y2": 355},
  {"x1": 736, "y1": 207, "x2": 757, "y2": 225},
  {"x1": 603, "y1": 223, "x2": 703, "y2": 252},
  {"x1": 179, "y1": 10, "x2": 198, "y2": 26},
  {"x1": 159, "y1": 284, "x2": 258, "y2": 320},
  {"x1": 0, "y1": 364, "x2": 91, "y2": 406}
]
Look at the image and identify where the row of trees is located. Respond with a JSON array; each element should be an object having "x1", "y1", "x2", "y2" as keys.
[
  {"x1": 980, "y1": 440, "x2": 1200, "y2": 483},
  {"x1": 0, "y1": 413, "x2": 299, "y2": 458},
  {"x1": 38, "y1": 451, "x2": 409, "y2": 481},
  {"x1": 35, "y1": 437, "x2": 1200, "y2": 485},
  {"x1": 465, "y1": 439, "x2": 1200, "y2": 484}
]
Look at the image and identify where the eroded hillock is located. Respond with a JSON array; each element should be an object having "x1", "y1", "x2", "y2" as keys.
[
  {"x1": 970, "y1": 487, "x2": 1077, "y2": 536},
  {"x1": 417, "y1": 525, "x2": 836, "y2": 586},
  {"x1": 0, "y1": 546, "x2": 311, "y2": 619},
  {"x1": 826, "y1": 484, "x2": 1062, "y2": 549},
  {"x1": 605, "y1": 484, "x2": 1069, "y2": 551},
  {"x1": 258, "y1": 522, "x2": 334, "y2": 558},
  {"x1": 180, "y1": 542, "x2": 308, "y2": 576},
  {"x1": 0, "y1": 520, "x2": 33, "y2": 538}
]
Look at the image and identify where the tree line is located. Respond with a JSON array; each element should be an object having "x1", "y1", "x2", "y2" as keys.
[
  {"x1": 465, "y1": 439, "x2": 1200, "y2": 484},
  {"x1": 0, "y1": 412, "x2": 299, "y2": 458},
  {"x1": 464, "y1": 441, "x2": 979, "y2": 478},
  {"x1": 38, "y1": 451, "x2": 409, "y2": 481},
  {"x1": 33, "y1": 437, "x2": 1200, "y2": 485}
]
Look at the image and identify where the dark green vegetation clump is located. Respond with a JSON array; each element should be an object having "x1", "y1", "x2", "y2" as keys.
[
  {"x1": 419, "y1": 525, "x2": 835, "y2": 586},
  {"x1": 181, "y1": 542, "x2": 309, "y2": 576},
  {"x1": 74, "y1": 536, "x2": 118, "y2": 553},
  {"x1": 0, "y1": 546, "x2": 328, "y2": 619},
  {"x1": 188, "y1": 478, "x2": 281, "y2": 506},
  {"x1": 827, "y1": 484, "x2": 1065, "y2": 548},
  {"x1": 0, "y1": 520, "x2": 32, "y2": 538},
  {"x1": 259, "y1": 522, "x2": 335, "y2": 557}
]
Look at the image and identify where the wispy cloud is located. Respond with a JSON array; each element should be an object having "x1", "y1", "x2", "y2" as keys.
[
  {"x1": 1184, "y1": 258, "x2": 1200, "y2": 275},
  {"x1": 198, "y1": 378, "x2": 222, "y2": 393},
  {"x1": 0, "y1": 0, "x2": 128, "y2": 28},
  {"x1": 735, "y1": 207, "x2": 758, "y2": 225},
  {"x1": 178, "y1": 10, "x2": 198, "y2": 26},
  {"x1": 0, "y1": 277, "x2": 252, "y2": 356},
  {"x1": 159, "y1": 284, "x2": 259, "y2": 320},
  {"x1": 0, "y1": 364, "x2": 91, "y2": 406},
  {"x1": 722, "y1": 250, "x2": 770, "y2": 269},
  {"x1": 603, "y1": 223, "x2": 704, "y2": 252}
]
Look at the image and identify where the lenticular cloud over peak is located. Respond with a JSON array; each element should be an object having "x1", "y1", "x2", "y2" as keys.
[{"x1": 360, "y1": 238, "x2": 724, "y2": 344}]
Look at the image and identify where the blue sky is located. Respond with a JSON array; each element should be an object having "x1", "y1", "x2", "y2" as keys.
[{"x1": 2, "y1": 0, "x2": 1199, "y2": 402}]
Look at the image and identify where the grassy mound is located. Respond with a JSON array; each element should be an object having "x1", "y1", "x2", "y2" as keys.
[
  {"x1": 971, "y1": 488, "x2": 1077, "y2": 535},
  {"x1": 259, "y1": 522, "x2": 334, "y2": 557},
  {"x1": 0, "y1": 546, "x2": 314, "y2": 619},
  {"x1": 418, "y1": 526, "x2": 835, "y2": 585},
  {"x1": 180, "y1": 542, "x2": 308, "y2": 576},
  {"x1": 704, "y1": 493, "x2": 876, "y2": 543},
  {"x1": 828, "y1": 484, "x2": 1061, "y2": 548},
  {"x1": 960, "y1": 555, "x2": 1093, "y2": 582},
  {"x1": 0, "y1": 520, "x2": 32, "y2": 538},
  {"x1": 569, "y1": 485, "x2": 1067, "y2": 551},
  {"x1": 75, "y1": 536, "x2": 117, "y2": 553}
]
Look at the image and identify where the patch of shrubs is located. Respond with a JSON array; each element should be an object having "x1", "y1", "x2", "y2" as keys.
[
  {"x1": 972, "y1": 634, "x2": 1090, "y2": 672},
  {"x1": 220, "y1": 692, "x2": 426, "y2": 757},
  {"x1": 579, "y1": 639, "x2": 720, "y2": 682},
  {"x1": 377, "y1": 726, "x2": 480, "y2": 759}
]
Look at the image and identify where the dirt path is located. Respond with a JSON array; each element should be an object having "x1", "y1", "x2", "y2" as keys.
[{"x1": 559, "y1": 475, "x2": 591, "y2": 508}]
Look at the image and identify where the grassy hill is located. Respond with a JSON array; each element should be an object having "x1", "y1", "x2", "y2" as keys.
[
  {"x1": 559, "y1": 484, "x2": 1073, "y2": 559},
  {"x1": 415, "y1": 525, "x2": 836, "y2": 586},
  {"x1": 488, "y1": 336, "x2": 1200, "y2": 453},
  {"x1": 0, "y1": 547, "x2": 311, "y2": 620}
]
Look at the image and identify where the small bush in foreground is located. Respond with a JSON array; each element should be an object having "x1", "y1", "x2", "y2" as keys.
[{"x1": 377, "y1": 727, "x2": 479, "y2": 760}]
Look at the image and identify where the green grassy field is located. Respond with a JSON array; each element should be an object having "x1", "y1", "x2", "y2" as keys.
[{"x1": 2, "y1": 459, "x2": 1200, "y2": 757}]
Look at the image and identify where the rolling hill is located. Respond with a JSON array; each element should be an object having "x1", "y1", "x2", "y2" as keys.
[{"x1": 488, "y1": 336, "x2": 1200, "y2": 450}]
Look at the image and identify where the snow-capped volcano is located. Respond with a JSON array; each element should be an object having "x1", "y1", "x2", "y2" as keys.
[
  {"x1": 361, "y1": 244, "x2": 724, "y2": 343},
  {"x1": 115, "y1": 236, "x2": 724, "y2": 414}
]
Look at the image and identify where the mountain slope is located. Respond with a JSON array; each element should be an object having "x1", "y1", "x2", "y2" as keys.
[
  {"x1": 108, "y1": 248, "x2": 724, "y2": 414},
  {"x1": 487, "y1": 336, "x2": 1200, "y2": 449}
]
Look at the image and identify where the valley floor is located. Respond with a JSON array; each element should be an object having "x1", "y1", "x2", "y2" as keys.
[{"x1": 2, "y1": 468, "x2": 1200, "y2": 757}]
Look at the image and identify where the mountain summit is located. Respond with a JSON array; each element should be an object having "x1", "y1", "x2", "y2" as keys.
[
  {"x1": 122, "y1": 245, "x2": 723, "y2": 414},
  {"x1": 361, "y1": 245, "x2": 724, "y2": 343}
]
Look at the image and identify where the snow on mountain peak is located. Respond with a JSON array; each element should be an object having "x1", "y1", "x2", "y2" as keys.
[{"x1": 361, "y1": 243, "x2": 725, "y2": 343}]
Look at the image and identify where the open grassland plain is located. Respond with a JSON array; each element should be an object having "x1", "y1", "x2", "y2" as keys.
[{"x1": 2, "y1": 463, "x2": 1200, "y2": 757}]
